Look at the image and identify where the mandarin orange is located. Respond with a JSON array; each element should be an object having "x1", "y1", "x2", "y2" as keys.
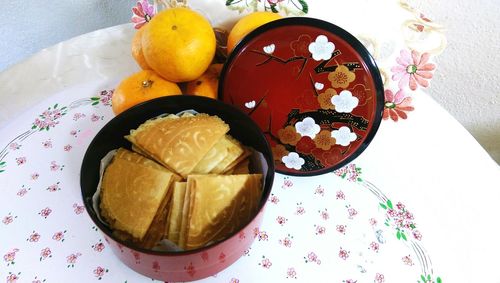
[
  {"x1": 142, "y1": 7, "x2": 216, "y2": 82},
  {"x1": 227, "y1": 12, "x2": 282, "y2": 54},
  {"x1": 112, "y1": 70, "x2": 181, "y2": 115}
]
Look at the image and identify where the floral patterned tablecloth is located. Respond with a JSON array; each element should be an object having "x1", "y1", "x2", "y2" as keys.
[{"x1": 1, "y1": 1, "x2": 500, "y2": 283}]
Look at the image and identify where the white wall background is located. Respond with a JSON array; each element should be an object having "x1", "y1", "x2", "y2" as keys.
[
  {"x1": 1, "y1": 0, "x2": 498, "y2": 163},
  {"x1": 414, "y1": 0, "x2": 500, "y2": 163},
  {"x1": 0, "y1": 0, "x2": 130, "y2": 71}
]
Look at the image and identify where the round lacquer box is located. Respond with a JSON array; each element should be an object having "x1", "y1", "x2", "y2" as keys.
[
  {"x1": 80, "y1": 95, "x2": 275, "y2": 282},
  {"x1": 220, "y1": 17, "x2": 384, "y2": 176}
]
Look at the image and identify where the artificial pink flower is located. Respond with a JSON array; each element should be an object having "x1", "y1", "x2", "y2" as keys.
[
  {"x1": 131, "y1": 0, "x2": 155, "y2": 29},
  {"x1": 391, "y1": 49, "x2": 436, "y2": 91},
  {"x1": 383, "y1": 89, "x2": 414, "y2": 122}
]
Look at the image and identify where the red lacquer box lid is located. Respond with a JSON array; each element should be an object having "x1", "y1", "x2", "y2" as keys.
[{"x1": 220, "y1": 17, "x2": 384, "y2": 176}]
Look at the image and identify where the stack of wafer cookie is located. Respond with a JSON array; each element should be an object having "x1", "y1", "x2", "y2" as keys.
[{"x1": 99, "y1": 113, "x2": 262, "y2": 250}]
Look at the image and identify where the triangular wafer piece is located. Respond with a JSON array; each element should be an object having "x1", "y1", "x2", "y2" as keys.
[
  {"x1": 126, "y1": 114, "x2": 229, "y2": 177},
  {"x1": 138, "y1": 186, "x2": 174, "y2": 249},
  {"x1": 209, "y1": 136, "x2": 246, "y2": 174},
  {"x1": 177, "y1": 182, "x2": 192, "y2": 249},
  {"x1": 221, "y1": 147, "x2": 252, "y2": 174},
  {"x1": 191, "y1": 136, "x2": 233, "y2": 174},
  {"x1": 115, "y1": 147, "x2": 164, "y2": 171},
  {"x1": 183, "y1": 174, "x2": 262, "y2": 250},
  {"x1": 100, "y1": 157, "x2": 177, "y2": 240},
  {"x1": 166, "y1": 182, "x2": 187, "y2": 245}
]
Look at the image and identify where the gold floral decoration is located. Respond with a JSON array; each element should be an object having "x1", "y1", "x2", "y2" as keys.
[
  {"x1": 317, "y1": 88, "x2": 337, "y2": 110},
  {"x1": 272, "y1": 144, "x2": 289, "y2": 161},
  {"x1": 313, "y1": 130, "x2": 336, "y2": 150},
  {"x1": 328, "y1": 65, "x2": 356, "y2": 89},
  {"x1": 278, "y1": 125, "x2": 301, "y2": 146}
]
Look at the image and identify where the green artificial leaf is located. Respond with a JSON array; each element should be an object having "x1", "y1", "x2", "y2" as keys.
[
  {"x1": 427, "y1": 274, "x2": 431, "y2": 280},
  {"x1": 0, "y1": 170, "x2": 4, "y2": 173},
  {"x1": 270, "y1": 4, "x2": 278, "y2": 13},
  {"x1": 0, "y1": 161, "x2": 5, "y2": 165},
  {"x1": 387, "y1": 199, "x2": 393, "y2": 209},
  {"x1": 379, "y1": 203, "x2": 387, "y2": 209},
  {"x1": 421, "y1": 275, "x2": 426, "y2": 282},
  {"x1": 410, "y1": 223, "x2": 416, "y2": 229},
  {"x1": 54, "y1": 103, "x2": 58, "y2": 108},
  {"x1": 384, "y1": 222, "x2": 389, "y2": 226},
  {"x1": 91, "y1": 97, "x2": 100, "y2": 101},
  {"x1": 92, "y1": 101, "x2": 99, "y2": 106},
  {"x1": 297, "y1": 0, "x2": 309, "y2": 13},
  {"x1": 396, "y1": 230, "x2": 401, "y2": 240},
  {"x1": 357, "y1": 177, "x2": 363, "y2": 182},
  {"x1": 32, "y1": 125, "x2": 37, "y2": 129},
  {"x1": 437, "y1": 277, "x2": 442, "y2": 283}
]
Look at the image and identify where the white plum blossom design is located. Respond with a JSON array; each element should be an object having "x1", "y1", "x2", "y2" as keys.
[
  {"x1": 282, "y1": 152, "x2": 305, "y2": 170},
  {"x1": 295, "y1": 117, "x2": 321, "y2": 139},
  {"x1": 263, "y1": 44, "x2": 275, "y2": 54},
  {"x1": 308, "y1": 35, "x2": 335, "y2": 61},
  {"x1": 331, "y1": 90, "x2": 359, "y2": 113},
  {"x1": 245, "y1": 100, "x2": 256, "y2": 109},
  {"x1": 331, "y1": 126, "x2": 357, "y2": 146},
  {"x1": 314, "y1": 82, "x2": 324, "y2": 90}
]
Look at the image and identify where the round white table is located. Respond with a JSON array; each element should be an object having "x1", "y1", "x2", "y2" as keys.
[{"x1": 0, "y1": 2, "x2": 499, "y2": 282}]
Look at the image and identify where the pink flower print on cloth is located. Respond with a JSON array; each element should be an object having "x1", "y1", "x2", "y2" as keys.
[
  {"x1": 73, "y1": 203, "x2": 85, "y2": 215},
  {"x1": 39, "y1": 247, "x2": 52, "y2": 261},
  {"x1": 27, "y1": 231, "x2": 41, "y2": 242},
  {"x1": 52, "y1": 231, "x2": 66, "y2": 242},
  {"x1": 286, "y1": 267, "x2": 297, "y2": 279},
  {"x1": 17, "y1": 186, "x2": 30, "y2": 197},
  {"x1": 315, "y1": 225, "x2": 326, "y2": 235},
  {"x1": 338, "y1": 247, "x2": 350, "y2": 260},
  {"x1": 259, "y1": 257, "x2": 272, "y2": 269},
  {"x1": 31, "y1": 173, "x2": 39, "y2": 180},
  {"x1": 93, "y1": 266, "x2": 108, "y2": 279},
  {"x1": 336, "y1": 224, "x2": 347, "y2": 235},
  {"x1": 47, "y1": 182, "x2": 61, "y2": 192},
  {"x1": 92, "y1": 242, "x2": 105, "y2": 252},
  {"x1": 4, "y1": 248, "x2": 19, "y2": 266},
  {"x1": 305, "y1": 252, "x2": 321, "y2": 265},
  {"x1": 276, "y1": 216, "x2": 288, "y2": 225},
  {"x1": 6, "y1": 272, "x2": 20, "y2": 283},
  {"x1": 31, "y1": 104, "x2": 67, "y2": 131},
  {"x1": 15, "y1": 157, "x2": 26, "y2": 165},
  {"x1": 9, "y1": 142, "x2": 21, "y2": 150},
  {"x1": 279, "y1": 236, "x2": 293, "y2": 247},
  {"x1": 269, "y1": 194, "x2": 280, "y2": 204},
  {"x1": 67, "y1": 253, "x2": 82, "y2": 268},
  {"x1": 42, "y1": 139, "x2": 52, "y2": 148},
  {"x1": 3, "y1": 214, "x2": 16, "y2": 225},
  {"x1": 391, "y1": 49, "x2": 436, "y2": 91},
  {"x1": 375, "y1": 273, "x2": 385, "y2": 283},
  {"x1": 315, "y1": 185, "x2": 325, "y2": 196},
  {"x1": 39, "y1": 207, "x2": 52, "y2": 218}
]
